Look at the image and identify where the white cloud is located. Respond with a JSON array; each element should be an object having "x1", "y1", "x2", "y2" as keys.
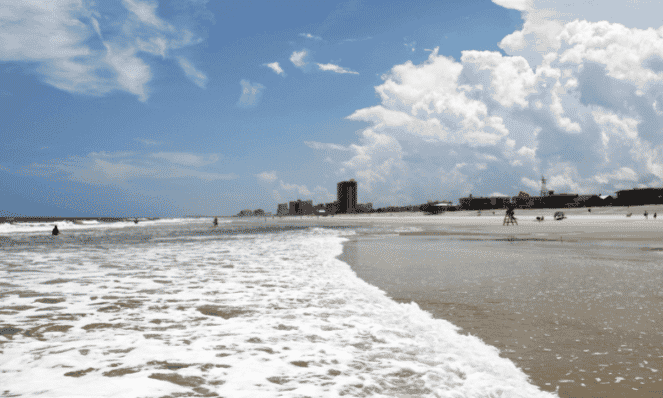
[
  {"x1": 263, "y1": 62, "x2": 285, "y2": 76},
  {"x1": 299, "y1": 33, "x2": 322, "y2": 40},
  {"x1": 177, "y1": 57, "x2": 208, "y2": 88},
  {"x1": 290, "y1": 50, "x2": 308, "y2": 68},
  {"x1": 122, "y1": 0, "x2": 168, "y2": 29},
  {"x1": 279, "y1": 181, "x2": 312, "y2": 198},
  {"x1": 151, "y1": 152, "x2": 220, "y2": 167},
  {"x1": 311, "y1": 15, "x2": 663, "y2": 205},
  {"x1": 493, "y1": 0, "x2": 663, "y2": 66},
  {"x1": 103, "y1": 42, "x2": 152, "y2": 101},
  {"x1": 275, "y1": 180, "x2": 334, "y2": 203},
  {"x1": 316, "y1": 63, "x2": 359, "y2": 75},
  {"x1": 304, "y1": 141, "x2": 350, "y2": 151},
  {"x1": 257, "y1": 171, "x2": 278, "y2": 183},
  {"x1": 20, "y1": 151, "x2": 237, "y2": 186},
  {"x1": 237, "y1": 79, "x2": 265, "y2": 108},
  {"x1": 0, "y1": 0, "x2": 209, "y2": 101},
  {"x1": 491, "y1": 0, "x2": 530, "y2": 11},
  {"x1": 594, "y1": 167, "x2": 638, "y2": 184}
]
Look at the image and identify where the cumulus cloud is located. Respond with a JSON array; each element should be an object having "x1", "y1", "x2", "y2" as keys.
[
  {"x1": 237, "y1": 79, "x2": 265, "y2": 108},
  {"x1": 312, "y1": 15, "x2": 663, "y2": 206},
  {"x1": 0, "y1": 0, "x2": 209, "y2": 101},
  {"x1": 290, "y1": 50, "x2": 308, "y2": 68},
  {"x1": 493, "y1": 0, "x2": 663, "y2": 66},
  {"x1": 263, "y1": 62, "x2": 285, "y2": 76},
  {"x1": 316, "y1": 63, "x2": 359, "y2": 75}
]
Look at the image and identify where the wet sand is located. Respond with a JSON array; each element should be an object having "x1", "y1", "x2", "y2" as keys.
[{"x1": 244, "y1": 206, "x2": 663, "y2": 396}]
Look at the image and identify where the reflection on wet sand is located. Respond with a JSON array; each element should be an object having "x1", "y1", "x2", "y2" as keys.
[{"x1": 340, "y1": 234, "x2": 663, "y2": 397}]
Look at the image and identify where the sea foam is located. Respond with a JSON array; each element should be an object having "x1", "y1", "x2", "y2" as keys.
[{"x1": 0, "y1": 226, "x2": 555, "y2": 397}]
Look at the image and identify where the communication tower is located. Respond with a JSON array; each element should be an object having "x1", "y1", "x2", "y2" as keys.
[{"x1": 540, "y1": 176, "x2": 548, "y2": 197}]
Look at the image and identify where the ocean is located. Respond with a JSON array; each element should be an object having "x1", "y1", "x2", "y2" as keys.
[{"x1": 0, "y1": 219, "x2": 554, "y2": 397}]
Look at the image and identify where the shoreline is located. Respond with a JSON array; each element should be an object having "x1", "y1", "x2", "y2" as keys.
[{"x1": 325, "y1": 210, "x2": 663, "y2": 397}]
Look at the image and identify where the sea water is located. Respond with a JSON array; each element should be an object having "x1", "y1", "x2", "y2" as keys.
[
  {"x1": 0, "y1": 220, "x2": 554, "y2": 397},
  {"x1": 341, "y1": 233, "x2": 663, "y2": 396}
]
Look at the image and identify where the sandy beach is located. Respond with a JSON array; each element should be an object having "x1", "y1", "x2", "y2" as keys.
[{"x1": 244, "y1": 206, "x2": 663, "y2": 397}]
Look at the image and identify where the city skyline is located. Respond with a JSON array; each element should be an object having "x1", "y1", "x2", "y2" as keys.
[{"x1": 4, "y1": 1, "x2": 663, "y2": 216}]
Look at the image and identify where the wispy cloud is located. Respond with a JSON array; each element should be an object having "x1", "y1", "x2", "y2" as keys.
[
  {"x1": 340, "y1": 36, "x2": 372, "y2": 44},
  {"x1": 151, "y1": 152, "x2": 220, "y2": 167},
  {"x1": 290, "y1": 50, "x2": 308, "y2": 68},
  {"x1": 237, "y1": 79, "x2": 265, "y2": 108},
  {"x1": 135, "y1": 138, "x2": 163, "y2": 146},
  {"x1": 299, "y1": 33, "x2": 322, "y2": 40},
  {"x1": 304, "y1": 141, "x2": 350, "y2": 151},
  {"x1": 176, "y1": 57, "x2": 208, "y2": 88},
  {"x1": 257, "y1": 171, "x2": 278, "y2": 183},
  {"x1": 0, "y1": 0, "x2": 209, "y2": 101},
  {"x1": 263, "y1": 62, "x2": 285, "y2": 76},
  {"x1": 20, "y1": 151, "x2": 236, "y2": 185},
  {"x1": 316, "y1": 63, "x2": 358, "y2": 75},
  {"x1": 404, "y1": 40, "x2": 416, "y2": 52}
]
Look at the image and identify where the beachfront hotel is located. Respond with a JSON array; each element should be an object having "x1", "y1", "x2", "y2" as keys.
[{"x1": 337, "y1": 179, "x2": 358, "y2": 214}]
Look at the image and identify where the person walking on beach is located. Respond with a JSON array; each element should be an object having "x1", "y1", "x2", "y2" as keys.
[
  {"x1": 645, "y1": 211, "x2": 649, "y2": 219},
  {"x1": 213, "y1": 217, "x2": 218, "y2": 226},
  {"x1": 52, "y1": 225, "x2": 59, "y2": 236}
]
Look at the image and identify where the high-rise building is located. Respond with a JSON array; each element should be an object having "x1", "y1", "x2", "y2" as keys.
[{"x1": 337, "y1": 179, "x2": 358, "y2": 214}]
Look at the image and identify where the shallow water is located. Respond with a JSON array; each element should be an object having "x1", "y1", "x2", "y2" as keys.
[
  {"x1": 340, "y1": 234, "x2": 663, "y2": 397},
  {"x1": 0, "y1": 221, "x2": 553, "y2": 397}
]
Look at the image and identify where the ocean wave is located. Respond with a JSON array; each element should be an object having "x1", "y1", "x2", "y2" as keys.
[
  {"x1": 0, "y1": 217, "x2": 229, "y2": 235},
  {"x1": 0, "y1": 227, "x2": 554, "y2": 397}
]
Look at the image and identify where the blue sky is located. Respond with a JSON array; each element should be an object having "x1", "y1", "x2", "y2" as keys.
[{"x1": 3, "y1": 0, "x2": 663, "y2": 216}]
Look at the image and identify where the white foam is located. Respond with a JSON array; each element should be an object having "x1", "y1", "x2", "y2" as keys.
[
  {"x1": 0, "y1": 217, "x2": 230, "y2": 235},
  {"x1": 0, "y1": 227, "x2": 555, "y2": 397}
]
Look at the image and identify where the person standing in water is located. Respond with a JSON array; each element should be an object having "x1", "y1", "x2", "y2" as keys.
[
  {"x1": 213, "y1": 217, "x2": 218, "y2": 226},
  {"x1": 52, "y1": 225, "x2": 59, "y2": 236}
]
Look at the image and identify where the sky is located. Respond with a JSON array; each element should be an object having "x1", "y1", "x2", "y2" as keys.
[{"x1": 3, "y1": 0, "x2": 663, "y2": 216}]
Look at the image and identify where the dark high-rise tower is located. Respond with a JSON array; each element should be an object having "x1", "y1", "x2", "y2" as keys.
[{"x1": 337, "y1": 179, "x2": 358, "y2": 214}]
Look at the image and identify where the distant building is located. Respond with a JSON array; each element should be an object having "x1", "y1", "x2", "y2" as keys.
[
  {"x1": 539, "y1": 193, "x2": 579, "y2": 209},
  {"x1": 459, "y1": 196, "x2": 509, "y2": 210},
  {"x1": 356, "y1": 202, "x2": 373, "y2": 213},
  {"x1": 615, "y1": 188, "x2": 663, "y2": 206},
  {"x1": 289, "y1": 199, "x2": 314, "y2": 215},
  {"x1": 421, "y1": 200, "x2": 453, "y2": 214},
  {"x1": 277, "y1": 203, "x2": 289, "y2": 216},
  {"x1": 325, "y1": 201, "x2": 339, "y2": 215},
  {"x1": 337, "y1": 179, "x2": 358, "y2": 214},
  {"x1": 313, "y1": 203, "x2": 327, "y2": 215}
]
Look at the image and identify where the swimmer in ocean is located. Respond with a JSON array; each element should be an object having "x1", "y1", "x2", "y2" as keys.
[{"x1": 52, "y1": 225, "x2": 59, "y2": 236}]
